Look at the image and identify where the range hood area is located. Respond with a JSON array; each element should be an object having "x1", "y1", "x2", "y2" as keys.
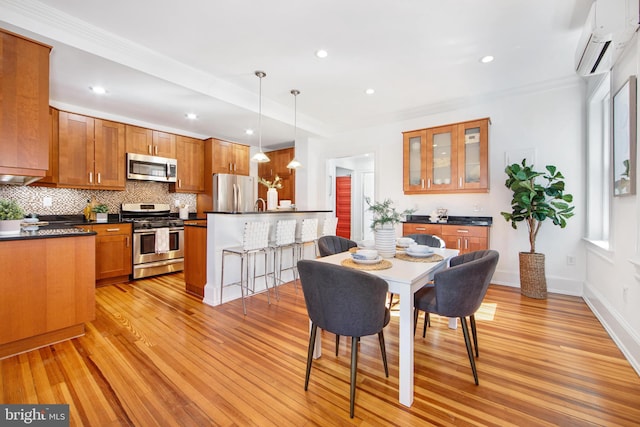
[{"x1": 0, "y1": 174, "x2": 44, "y2": 186}]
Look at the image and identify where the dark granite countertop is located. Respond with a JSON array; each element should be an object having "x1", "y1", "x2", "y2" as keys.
[
  {"x1": 404, "y1": 215, "x2": 493, "y2": 226},
  {"x1": 0, "y1": 224, "x2": 96, "y2": 241}
]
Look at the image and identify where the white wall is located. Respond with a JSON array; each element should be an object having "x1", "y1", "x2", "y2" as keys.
[
  {"x1": 582, "y1": 34, "x2": 640, "y2": 375},
  {"x1": 303, "y1": 81, "x2": 586, "y2": 296}
]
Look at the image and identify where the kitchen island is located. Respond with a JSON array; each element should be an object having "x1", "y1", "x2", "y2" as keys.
[
  {"x1": 202, "y1": 210, "x2": 331, "y2": 307},
  {"x1": 0, "y1": 225, "x2": 96, "y2": 358}
]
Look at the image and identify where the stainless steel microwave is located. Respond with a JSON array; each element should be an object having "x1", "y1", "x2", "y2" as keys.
[{"x1": 127, "y1": 153, "x2": 178, "y2": 183}]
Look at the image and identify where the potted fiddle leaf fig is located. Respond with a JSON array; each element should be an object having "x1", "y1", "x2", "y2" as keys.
[
  {"x1": 0, "y1": 199, "x2": 25, "y2": 235},
  {"x1": 366, "y1": 197, "x2": 415, "y2": 258},
  {"x1": 501, "y1": 159, "x2": 575, "y2": 298}
]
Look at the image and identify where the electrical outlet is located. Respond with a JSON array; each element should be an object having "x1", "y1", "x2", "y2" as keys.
[
  {"x1": 43, "y1": 197, "x2": 52, "y2": 207},
  {"x1": 473, "y1": 204, "x2": 481, "y2": 212},
  {"x1": 566, "y1": 255, "x2": 576, "y2": 265}
]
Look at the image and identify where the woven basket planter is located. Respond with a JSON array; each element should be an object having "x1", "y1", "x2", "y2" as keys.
[{"x1": 519, "y1": 252, "x2": 547, "y2": 299}]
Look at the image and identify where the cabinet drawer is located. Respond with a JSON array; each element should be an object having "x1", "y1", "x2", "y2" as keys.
[
  {"x1": 403, "y1": 223, "x2": 441, "y2": 235},
  {"x1": 91, "y1": 223, "x2": 132, "y2": 236},
  {"x1": 440, "y1": 224, "x2": 488, "y2": 238}
]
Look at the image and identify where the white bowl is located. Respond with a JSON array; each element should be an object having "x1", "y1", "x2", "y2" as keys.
[
  {"x1": 353, "y1": 249, "x2": 379, "y2": 260},
  {"x1": 397, "y1": 237, "x2": 415, "y2": 247},
  {"x1": 279, "y1": 200, "x2": 292, "y2": 207},
  {"x1": 405, "y1": 245, "x2": 433, "y2": 255}
]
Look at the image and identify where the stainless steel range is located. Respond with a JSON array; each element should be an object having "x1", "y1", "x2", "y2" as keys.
[{"x1": 121, "y1": 203, "x2": 184, "y2": 279}]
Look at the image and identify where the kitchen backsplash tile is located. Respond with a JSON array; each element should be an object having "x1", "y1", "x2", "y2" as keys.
[{"x1": 0, "y1": 181, "x2": 196, "y2": 216}]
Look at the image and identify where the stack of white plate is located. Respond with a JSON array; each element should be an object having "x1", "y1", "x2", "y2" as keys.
[{"x1": 405, "y1": 245, "x2": 434, "y2": 258}]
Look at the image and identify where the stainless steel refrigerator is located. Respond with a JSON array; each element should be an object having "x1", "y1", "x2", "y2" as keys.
[{"x1": 212, "y1": 173, "x2": 257, "y2": 212}]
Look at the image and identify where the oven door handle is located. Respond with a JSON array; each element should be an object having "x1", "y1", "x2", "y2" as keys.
[{"x1": 134, "y1": 227, "x2": 184, "y2": 234}]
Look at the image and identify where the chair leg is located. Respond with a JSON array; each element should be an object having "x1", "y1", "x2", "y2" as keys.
[
  {"x1": 305, "y1": 323, "x2": 318, "y2": 391},
  {"x1": 387, "y1": 292, "x2": 394, "y2": 308},
  {"x1": 470, "y1": 314, "x2": 479, "y2": 357},
  {"x1": 460, "y1": 317, "x2": 479, "y2": 385},
  {"x1": 335, "y1": 334, "x2": 340, "y2": 356},
  {"x1": 422, "y1": 313, "x2": 429, "y2": 338},
  {"x1": 413, "y1": 308, "x2": 418, "y2": 336},
  {"x1": 378, "y1": 331, "x2": 389, "y2": 377},
  {"x1": 350, "y1": 336, "x2": 358, "y2": 418},
  {"x1": 240, "y1": 255, "x2": 247, "y2": 315}
]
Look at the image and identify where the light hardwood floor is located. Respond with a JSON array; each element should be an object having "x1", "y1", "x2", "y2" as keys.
[{"x1": 1, "y1": 273, "x2": 639, "y2": 426}]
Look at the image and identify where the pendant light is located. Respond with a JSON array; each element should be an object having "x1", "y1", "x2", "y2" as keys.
[
  {"x1": 286, "y1": 89, "x2": 303, "y2": 169},
  {"x1": 251, "y1": 70, "x2": 270, "y2": 163}
]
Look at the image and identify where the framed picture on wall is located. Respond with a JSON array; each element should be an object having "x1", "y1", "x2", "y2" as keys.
[{"x1": 612, "y1": 75, "x2": 637, "y2": 196}]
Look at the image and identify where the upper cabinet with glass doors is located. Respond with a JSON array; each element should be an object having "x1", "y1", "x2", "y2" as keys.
[{"x1": 403, "y1": 118, "x2": 490, "y2": 194}]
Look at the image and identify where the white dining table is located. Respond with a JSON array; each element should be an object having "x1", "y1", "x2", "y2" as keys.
[{"x1": 314, "y1": 247, "x2": 459, "y2": 407}]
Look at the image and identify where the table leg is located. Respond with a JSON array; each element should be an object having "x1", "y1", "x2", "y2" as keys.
[{"x1": 397, "y1": 285, "x2": 414, "y2": 407}]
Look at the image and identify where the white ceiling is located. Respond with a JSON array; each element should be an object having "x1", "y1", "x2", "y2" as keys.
[{"x1": 0, "y1": 0, "x2": 592, "y2": 150}]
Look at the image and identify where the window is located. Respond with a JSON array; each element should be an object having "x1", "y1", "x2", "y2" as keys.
[{"x1": 586, "y1": 74, "x2": 611, "y2": 247}]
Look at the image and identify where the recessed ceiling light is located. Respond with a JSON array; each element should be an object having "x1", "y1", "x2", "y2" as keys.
[
  {"x1": 365, "y1": 88, "x2": 375, "y2": 95},
  {"x1": 480, "y1": 55, "x2": 494, "y2": 64},
  {"x1": 185, "y1": 113, "x2": 198, "y2": 120},
  {"x1": 315, "y1": 49, "x2": 328, "y2": 58},
  {"x1": 89, "y1": 86, "x2": 106, "y2": 95},
  {"x1": 245, "y1": 129, "x2": 254, "y2": 135}
]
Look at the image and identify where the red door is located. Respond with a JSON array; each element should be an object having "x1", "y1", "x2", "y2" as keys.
[{"x1": 335, "y1": 176, "x2": 351, "y2": 238}]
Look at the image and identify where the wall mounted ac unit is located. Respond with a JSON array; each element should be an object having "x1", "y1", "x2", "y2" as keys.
[{"x1": 575, "y1": 0, "x2": 639, "y2": 76}]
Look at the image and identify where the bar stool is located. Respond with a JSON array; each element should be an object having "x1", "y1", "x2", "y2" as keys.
[
  {"x1": 297, "y1": 218, "x2": 319, "y2": 259},
  {"x1": 270, "y1": 219, "x2": 298, "y2": 293},
  {"x1": 322, "y1": 216, "x2": 339, "y2": 236},
  {"x1": 220, "y1": 221, "x2": 272, "y2": 315}
]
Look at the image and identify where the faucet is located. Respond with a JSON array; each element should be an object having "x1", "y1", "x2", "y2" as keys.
[{"x1": 255, "y1": 198, "x2": 266, "y2": 212}]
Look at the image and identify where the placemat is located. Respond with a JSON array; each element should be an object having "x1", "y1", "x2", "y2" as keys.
[
  {"x1": 395, "y1": 252, "x2": 444, "y2": 263},
  {"x1": 341, "y1": 258, "x2": 392, "y2": 271}
]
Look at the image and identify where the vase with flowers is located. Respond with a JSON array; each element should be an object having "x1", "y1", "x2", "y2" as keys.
[
  {"x1": 259, "y1": 175, "x2": 283, "y2": 210},
  {"x1": 366, "y1": 197, "x2": 415, "y2": 258}
]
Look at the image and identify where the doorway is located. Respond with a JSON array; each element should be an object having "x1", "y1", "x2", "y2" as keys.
[
  {"x1": 335, "y1": 175, "x2": 352, "y2": 238},
  {"x1": 327, "y1": 153, "x2": 375, "y2": 242}
]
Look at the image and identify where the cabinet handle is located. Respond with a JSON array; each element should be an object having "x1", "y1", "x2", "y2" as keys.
[
  {"x1": 88, "y1": 172, "x2": 93, "y2": 184},
  {"x1": 155, "y1": 146, "x2": 158, "y2": 155},
  {"x1": 457, "y1": 229, "x2": 469, "y2": 233},
  {"x1": 97, "y1": 172, "x2": 101, "y2": 184},
  {"x1": 229, "y1": 163, "x2": 232, "y2": 171},
  {"x1": 125, "y1": 236, "x2": 130, "y2": 247},
  {"x1": 459, "y1": 177, "x2": 463, "y2": 188},
  {"x1": 416, "y1": 227, "x2": 426, "y2": 231},
  {"x1": 178, "y1": 179, "x2": 182, "y2": 188},
  {"x1": 148, "y1": 145, "x2": 152, "y2": 155},
  {"x1": 457, "y1": 238, "x2": 461, "y2": 249},
  {"x1": 427, "y1": 178, "x2": 431, "y2": 189},
  {"x1": 465, "y1": 238, "x2": 468, "y2": 249},
  {"x1": 106, "y1": 228, "x2": 121, "y2": 232},
  {"x1": 421, "y1": 178, "x2": 425, "y2": 189},
  {"x1": 234, "y1": 163, "x2": 237, "y2": 171}
]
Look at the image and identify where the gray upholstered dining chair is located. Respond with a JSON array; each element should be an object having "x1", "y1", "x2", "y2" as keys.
[
  {"x1": 413, "y1": 250, "x2": 499, "y2": 385},
  {"x1": 403, "y1": 233, "x2": 446, "y2": 248},
  {"x1": 297, "y1": 259, "x2": 390, "y2": 418},
  {"x1": 317, "y1": 235, "x2": 357, "y2": 257}
]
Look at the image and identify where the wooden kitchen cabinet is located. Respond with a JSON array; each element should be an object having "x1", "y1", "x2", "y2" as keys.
[
  {"x1": 86, "y1": 223, "x2": 132, "y2": 286},
  {"x1": 184, "y1": 221, "x2": 207, "y2": 297},
  {"x1": 210, "y1": 138, "x2": 250, "y2": 175},
  {"x1": 36, "y1": 106, "x2": 60, "y2": 186},
  {"x1": 403, "y1": 118, "x2": 490, "y2": 194},
  {"x1": 125, "y1": 125, "x2": 177, "y2": 158},
  {"x1": 402, "y1": 222, "x2": 442, "y2": 236},
  {"x1": 196, "y1": 138, "x2": 250, "y2": 216},
  {"x1": 257, "y1": 147, "x2": 295, "y2": 203},
  {"x1": 440, "y1": 224, "x2": 489, "y2": 255},
  {"x1": 170, "y1": 135, "x2": 205, "y2": 193},
  {"x1": 0, "y1": 29, "x2": 51, "y2": 181},
  {"x1": 0, "y1": 235, "x2": 95, "y2": 359},
  {"x1": 403, "y1": 222, "x2": 489, "y2": 255},
  {"x1": 58, "y1": 111, "x2": 126, "y2": 190}
]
